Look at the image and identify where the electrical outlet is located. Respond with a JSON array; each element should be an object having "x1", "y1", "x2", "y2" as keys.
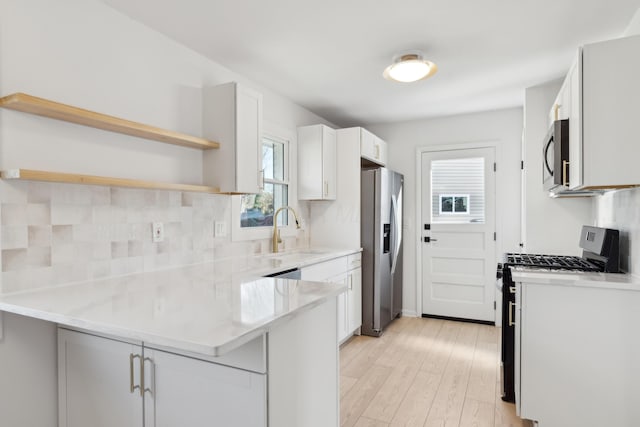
[
  {"x1": 214, "y1": 221, "x2": 227, "y2": 237},
  {"x1": 152, "y1": 222, "x2": 164, "y2": 243}
]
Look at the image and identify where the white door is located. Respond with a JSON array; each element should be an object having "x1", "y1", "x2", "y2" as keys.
[{"x1": 421, "y1": 147, "x2": 496, "y2": 322}]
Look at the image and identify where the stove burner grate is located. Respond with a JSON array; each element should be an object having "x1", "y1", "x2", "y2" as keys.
[{"x1": 505, "y1": 253, "x2": 602, "y2": 272}]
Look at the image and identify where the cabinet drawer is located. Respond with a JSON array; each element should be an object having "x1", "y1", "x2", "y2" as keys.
[
  {"x1": 347, "y1": 253, "x2": 361, "y2": 270},
  {"x1": 301, "y1": 257, "x2": 348, "y2": 282}
]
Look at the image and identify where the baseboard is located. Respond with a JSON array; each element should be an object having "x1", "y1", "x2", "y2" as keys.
[
  {"x1": 421, "y1": 313, "x2": 494, "y2": 326},
  {"x1": 401, "y1": 309, "x2": 418, "y2": 317}
]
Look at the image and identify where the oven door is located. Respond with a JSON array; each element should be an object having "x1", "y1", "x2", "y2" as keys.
[{"x1": 500, "y1": 265, "x2": 516, "y2": 403}]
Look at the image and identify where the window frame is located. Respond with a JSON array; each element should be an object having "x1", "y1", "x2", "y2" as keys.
[{"x1": 231, "y1": 122, "x2": 299, "y2": 242}]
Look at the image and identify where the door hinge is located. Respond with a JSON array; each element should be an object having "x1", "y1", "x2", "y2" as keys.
[
  {"x1": 493, "y1": 232, "x2": 496, "y2": 241},
  {"x1": 493, "y1": 162, "x2": 496, "y2": 172},
  {"x1": 494, "y1": 301, "x2": 496, "y2": 310},
  {"x1": 521, "y1": 160, "x2": 524, "y2": 170}
]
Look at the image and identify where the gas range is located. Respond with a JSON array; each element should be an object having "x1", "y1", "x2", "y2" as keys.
[{"x1": 498, "y1": 225, "x2": 621, "y2": 404}]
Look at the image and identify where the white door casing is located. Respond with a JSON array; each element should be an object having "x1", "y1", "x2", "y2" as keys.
[{"x1": 418, "y1": 145, "x2": 496, "y2": 322}]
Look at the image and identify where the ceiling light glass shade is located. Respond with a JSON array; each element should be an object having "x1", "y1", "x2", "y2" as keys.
[{"x1": 383, "y1": 53, "x2": 437, "y2": 83}]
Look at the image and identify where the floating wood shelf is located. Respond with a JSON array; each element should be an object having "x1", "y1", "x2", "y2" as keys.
[
  {"x1": 0, "y1": 93, "x2": 220, "y2": 150},
  {"x1": 1, "y1": 169, "x2": 221, "y2": 194}
]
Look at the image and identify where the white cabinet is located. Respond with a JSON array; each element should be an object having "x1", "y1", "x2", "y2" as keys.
[
  {"x1": 300, "y1": 253, "x2": 361, "y2": 343},
  {"x1": 515, "y1": 281, "x2": 640, "y2": 426},
  {"x1": 58, "y1": 328, "x2": 267, "y2": 427},
  {"x1": 146, "y1": 348, "x2": 266, "y2": 427},
  {"x1": 297, "y1": 124, "x2": 336, "y2": 200},
  {"x1": 360, "y1": 128, "x2": 387, "y2": 166},
  {"x1": 550, "y1": 35, "x2": 640, "y2": 191},
  {"x1": 330, "y1": 272, "x2": 349, "y2": 342},
  {"x1": 58, "y1": 329, "x2": 143, "y2": 427},
  {"x1": 203, "y1": 82, "x2": 263, "y2": 194},
  {"x1": 346, "y1": 253, "x2": 362, "y2": 335}
]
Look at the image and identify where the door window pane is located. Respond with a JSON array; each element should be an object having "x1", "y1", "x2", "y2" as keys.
[{"x1": 431, "y1": 157, "x2": 485, "y2": 224}]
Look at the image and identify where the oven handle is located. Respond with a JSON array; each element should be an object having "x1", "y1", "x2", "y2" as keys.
[{"x1": 508, "y1": 301, "x2": 516, "y2": 327}]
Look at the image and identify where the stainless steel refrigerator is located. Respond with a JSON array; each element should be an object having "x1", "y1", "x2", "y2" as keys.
[{"x1": 361, "y1": 167, "x2": 403, "y2": 337}]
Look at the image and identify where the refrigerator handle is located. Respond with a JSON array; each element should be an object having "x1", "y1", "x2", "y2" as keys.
[{"x1": 390, "y1": 194, "x2": 401, "y2": 275}]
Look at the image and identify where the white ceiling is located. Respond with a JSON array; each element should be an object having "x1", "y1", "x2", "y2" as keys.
[{"x1": 103, "y1": 0, "x2": 640, "y2": 127}]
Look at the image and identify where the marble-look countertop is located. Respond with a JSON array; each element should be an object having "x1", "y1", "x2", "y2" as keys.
[
  {"x1": 0, "y1": 248, "x2": 360, "y2": 356},
  {"x1": 511, "y1": 268, "x2": 640, "y2": 292}
]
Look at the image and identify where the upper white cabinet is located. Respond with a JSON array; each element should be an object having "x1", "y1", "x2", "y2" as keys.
[
  {"x1": 203, "y1": 82, "x2": 263, "y2": 194},
  {"x1": 552, "y1": 35, "x2": 640, "y2": 191},
  {"x1": 297, "y1": 124, "x2": 337, "y2": 200},
  {"x1": 360, "y1": 128, "x2": 387, "y2": 166}
]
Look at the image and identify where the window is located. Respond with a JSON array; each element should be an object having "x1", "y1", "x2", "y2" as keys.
[
  {"x1": 439, "y1": 194, "x2": 470, "y2": 214},
  {"x1": 431, "y1": 157, "x2": 485, "y2": 224},
  {"x1": 240, "y1": 136, "x2": 289, "y2": 228}
]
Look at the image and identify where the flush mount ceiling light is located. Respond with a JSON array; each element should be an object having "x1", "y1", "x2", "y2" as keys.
[{"x1": 383, "y1": 52, "x2": 438, "y2": 83}]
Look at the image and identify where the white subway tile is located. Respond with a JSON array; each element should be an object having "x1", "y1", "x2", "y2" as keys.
[
  {"x1": 2, "y1": 249, "x2": 28, "y2": 272},
  {"x1": 51, "y1": 205, "x2": 92, "y2": 225},
  {"x1": 1, "y1": 204, "x2": 28, "y2": 225},
  {"x1": 1, "y1": 226, "x2": 28, "y2": 249},
  {"x1": 27, "y1": 203, "x2": 51, "y2": 225},
  {"x1": 28, "y1": 225, "x2": 52, "y2": 247}
]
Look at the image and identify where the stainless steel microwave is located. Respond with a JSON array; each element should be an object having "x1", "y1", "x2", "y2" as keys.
[{"x1": 542, "y1": 119, "x2": 569, "y2": 191}]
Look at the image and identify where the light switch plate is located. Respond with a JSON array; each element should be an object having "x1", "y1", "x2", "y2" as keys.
[{"x1": 214, "y1": 221, "x2": 227, "y2": 237}]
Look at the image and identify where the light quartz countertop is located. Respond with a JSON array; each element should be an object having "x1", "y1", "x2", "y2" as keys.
[
  {"x1": 0, "y1": 248, "x2": 360, "y2": 357},
  {"x1": 511, "y1": 269, "x2": 640, "y2": 292}
]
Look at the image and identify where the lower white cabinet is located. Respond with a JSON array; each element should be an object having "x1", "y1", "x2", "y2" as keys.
[
  {"x1": 347, "y1": 265, "x2": 362, "y2": 335},
  {"x1": 515, "y1": 281, "x2": 640, "y2": 426},
  {"x1": 58, "y1": 328, "x2": 267, "y2": 427},
  {"x1": 301, "y1": 253, "x2": 361, "y2": 344},
  {"x1": 58, "y1": 329, "x2": 143, "y2": 427}
]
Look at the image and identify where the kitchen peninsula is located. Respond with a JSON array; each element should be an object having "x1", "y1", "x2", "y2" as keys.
[{"x1": 0, "y1": 250, "x2": 356, "y2": 427}]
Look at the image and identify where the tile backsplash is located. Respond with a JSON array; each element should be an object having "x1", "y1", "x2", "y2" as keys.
[
  {"x1": 0, "y1": 181, "x2": 307, "y2": 294},
  {"x1": 594, "y1": 187, "x2": 640, "y2": 275}
]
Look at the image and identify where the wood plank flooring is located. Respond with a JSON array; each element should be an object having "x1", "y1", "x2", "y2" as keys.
[{"x1": 340, "y1": 317, "x2": 527, "y2": 427}]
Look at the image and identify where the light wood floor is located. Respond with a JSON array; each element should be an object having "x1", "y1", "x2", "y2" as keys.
[{"x1": 339, "y1": 316, "x2": 527, "y2": 427}]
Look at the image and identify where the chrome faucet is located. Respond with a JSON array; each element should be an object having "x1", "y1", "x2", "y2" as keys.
[{"x1": 272, "y1": 206, "x2": 301, "y2": 253}]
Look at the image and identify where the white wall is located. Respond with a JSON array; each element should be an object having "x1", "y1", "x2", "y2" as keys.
[
  {"x1": 0, "y1": 0, "x2": 333, "y2": 181},
  {"x1": 624, "y1": 7, "x2": 640, "y2": 36},
  {"x1": 368, "y1": 107, "x2": 523, "y2": 316},
  {"x1": 522, "y1": 81, "x2": 593, "y2": 255}
]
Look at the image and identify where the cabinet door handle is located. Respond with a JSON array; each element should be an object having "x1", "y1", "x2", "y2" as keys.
[
  {"x1": 562, "y1": 160, "x2": 570, "y2": 187},
  {"x1": 348, "y1": 275, "x2": 353, "y2": 290},
  {"x1": 508, "y1": 301, "x2": 516, "y2": 327},
  {"x1": 129, "y1": 353, "x2": 142, "y2": 395},
  {"x1": 258, "y1": 169, "x2": 265, "y2": 190},
  {"x1": 324, "y1": 181, "x2": 328, "y2": 197},
  {"x1": 143, "y1": 357, "x2": 154, "y2": 396},
  {"x1": 375, "y1": 144, "x2": 380, "y2": 159},
  {"x1": 554, "y1": 103, "x2": 560, "y2": 121}
]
